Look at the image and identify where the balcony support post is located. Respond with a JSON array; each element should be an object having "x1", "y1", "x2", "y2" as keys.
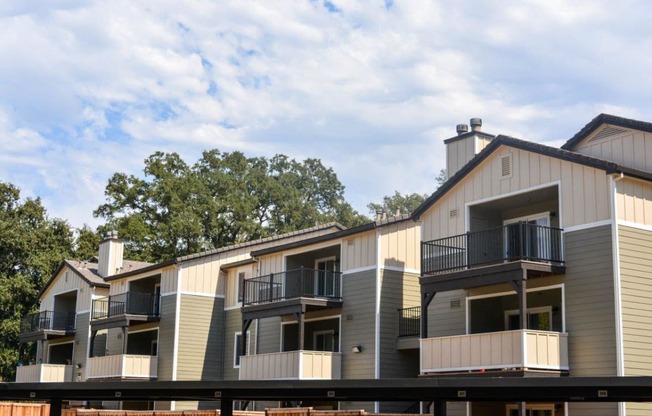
[
  {"x1": 50, "y1": 399, "x2": 62, "y2": 416},
  {"x1": 421, "y1": 292, "x2": 436, "y2": 339},
  {"x1": 517, "y1": 401, "x2": 526, "y2": 416},
  {"x1": 89, "y1": 330, "x2": 97, "y2": 358},
  {"x1": 242, "y1": 319, "x2": 252, "y2": 356},
  {"x1": 433, "y1": 400, "x2": 446, "y2": 416},
  {"x1": 121, "y1": 326, "x2": 128, "y2": 354},
  {"x1": 295, "y1": 308, "x2": 305, "y2": 350},
  {"x1": 220, "y1": 399, "x2": 233, "y2": 416},
  {"x1": 510, "y1": 273, "x2": 528, "y2": 330},
  {"x1": 269, "y1": 273, "x2": 274, "y2": 303}
]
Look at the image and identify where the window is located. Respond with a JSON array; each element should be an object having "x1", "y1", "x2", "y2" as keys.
[
  {"x1": 233, "y1": 331, "x2": 250, "y2": 368},
  {"x1": 313, "y1": 330, "x2": 336, "y2": 352},
  {"x1": 506, "y1": 403, "x2": 554, "y2": 416},
  {"x1": 237, "y1": 272, "x2": 246, "y2": 303},
  {"x1": 505, "y1": 307, "x2": 552, "y2": 331}
]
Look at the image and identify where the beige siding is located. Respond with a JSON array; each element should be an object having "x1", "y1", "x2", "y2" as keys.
[
  {"x1": 379, "y1": 221, "x2": 420, "y2": 271},
  {"x1": 379, "y1": 270, "x2": 420, "y2": 381},
  {"x1": 616, "y1": 178, "x2": 652, "y2": 226},
  {"x1": 40, "y1": 267, "x2": 98, "y2": 313},
  {"x1": 340, "y1": 269, "x2": 376, "y2": 379},
  {"x1": 160, "y1": 267, "x2": 179, "y2": 294},
  {"x1": 576, "y1": 128, "x2": 652, "y2": 172},
  {"x1": 341, "y1": 231, "x2": 376, "y2": 271},
  {"x1": 446, "y1": 134, "x2": 491, "y2": 178},
  {"x1": 176, "y1": 294, "x2": 225, "y2": 381},
  {"x1": 259, "y1": 253, "x2": 283, "y2": 275},
  {"x1": 224, "y1": 265, "x2": 254, "y2": 308},
  {"x1": 425, "y1": 290, "x2": 467, "y2": 338},
  {"x1": 421, "y1": 146, "x2": 611, "y2": 241},
  {"x1": 157, "y1": 294, "x2": 176, "y2": 381},
  {"x1": 564, "y1": 225, "x2": 617, "y2": 378},
  {"x1": 620, "y1": 226, "x2": 652, "y2": 387}
]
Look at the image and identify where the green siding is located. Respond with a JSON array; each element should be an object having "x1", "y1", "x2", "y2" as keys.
[
  {"x1": 223, "y1": 308, "x2": 258, "y2": 381},
  {"x1": 157, "y1": 294, "x2": 176, "y2": 381}
]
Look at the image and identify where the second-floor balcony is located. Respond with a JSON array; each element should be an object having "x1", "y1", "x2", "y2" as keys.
[
  {"x1": 91, "y1": 292, "x2": 160, "y2": 330},
  {"x1": 239, "y1": 351, "x2": 342, "y2": 380},
  {"x1": 243, "y1": 268, "x2": 342, "y2": 306},
  {"x1": 86, "y1": 354, "x2": 158, "y2": 380},
  {"x1": 421, "y1": 222, "x2": 564, "y2": 276},
  {"x1": 19, "y1": 311, "x2": 76, "y2": 342},
  {"x1": 15, "y1": 363, "x2": 73, "y2": 383}
]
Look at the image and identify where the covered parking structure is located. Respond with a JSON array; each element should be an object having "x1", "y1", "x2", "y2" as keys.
[{"x1": 3, "y1": 377, "x2": 652, "y2": 416}]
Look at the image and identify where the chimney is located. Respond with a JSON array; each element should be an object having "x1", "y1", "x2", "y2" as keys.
[
  {"x1": 470, "y1": 118, "x2": 482, "y2": 132},
  {"x1": 444, "y1": 117, "x2": 492, "y2": 178},
  {"x1": 98, "y1": 230, "x2": 124, "y2": 278}
]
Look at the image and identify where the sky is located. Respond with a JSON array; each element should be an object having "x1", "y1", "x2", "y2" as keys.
[{"x1": 2, "y1": 0, "x2": 652, "y2": 229}]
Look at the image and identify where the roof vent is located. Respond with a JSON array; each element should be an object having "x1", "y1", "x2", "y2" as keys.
[
  {"x1": 501, "y1": 154, "x2": 512, "y2": 178},
  {"x1": 470, "y1": 118, "x2": 482, "y2": 132},
  {"x1": 456, "y1": 124, "x2": 469, "y2": 135}
]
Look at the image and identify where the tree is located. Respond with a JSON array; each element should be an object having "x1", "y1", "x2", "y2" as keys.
[
  {"x1": 367, "y1": 191, "x2": 427, "y2": 217},
  {"x1": 0, "y1": 181, "x2": 75, "y2": 380},
  {"x1": 94, "y1": 150, "x2": 367, "y2": 262}
]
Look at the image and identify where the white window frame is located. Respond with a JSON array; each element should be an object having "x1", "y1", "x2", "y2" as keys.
[
  {"x1": 233, "y1": 331, "x2": 250, "y2": 368},
  {"x1": 505, "y1": 403, "x2": 555, "y2": 416},
  {"x1": 313, "y1": 329, "x2": 336, "y2": 352},
  {"x1": 504, "y1": 306, "x2": 553, "y2": 331}
]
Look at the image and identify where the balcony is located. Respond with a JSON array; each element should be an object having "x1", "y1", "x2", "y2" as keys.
[
  {"x1": 422, "y1": 223, "x2": 563, "y2": 276},
  {"x1": 91, "y1": 292, "x2": 160, "y2": 330},
  {"x1": 86, "y1": 354, "x2": 158, "y2": 380},
  {"x1": 398, "y1": 307, "x2": 421, "y2": 337},
  {"x1": 19, "y1": 311, "x2": 76, "y2": 342},
  {"x1": 239, "y1": 351, "x2": 341, "y2": 380},
  {"x1": 420, "y1": 330, "x2": 568, "y2": 375},
  {"x1": 15, "y1": 364, "x2": 73, "y2": 382}
]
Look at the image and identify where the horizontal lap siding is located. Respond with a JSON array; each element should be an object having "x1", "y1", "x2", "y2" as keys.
[
  {"x1": 620, "y1": 225, "x2": 652, "y2": 416},
  {"x1": 340, "y1": 270, "x2": 376, "y2": 380},
  {"x1": 157, "y1": 294, "x2": 176, "y2": 381},
  {"x1": 176, "y1": 295, "x2": 225, "y2": 381},
  {"x1": 564, "y1": 225, "x2": 616, "y2": 379}
]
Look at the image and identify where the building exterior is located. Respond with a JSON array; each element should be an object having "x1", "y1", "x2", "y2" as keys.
[{"x1": 15, "y1": 113, "x2": 652, "y2": 416}]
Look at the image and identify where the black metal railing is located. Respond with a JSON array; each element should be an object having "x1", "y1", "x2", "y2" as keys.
[
  {"x1": 243, "y1": 267, "x2": 342, "y2": 306},
  {"x1": 20, "y1": 310, "x2": 76, "y2": 334},
  {"x1": 91, "y1": 292, "x2": 160, "y2": 320},
  {"x1": 422, "y1": 222, "x2": 564, "y2": 275},
  {"x1": 398, "y1": 306, "x2": 421, "y2": 337}
]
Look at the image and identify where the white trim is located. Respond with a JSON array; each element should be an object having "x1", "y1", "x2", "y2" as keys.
[
  {"x1": 280, "y1": 239, "x2": 344, "y2": 258},
  {"x1": 77, "y1": 309, "x2": 91, "y2": 314},
  {"x1": 466, "y1": 283, "x2": 565, "y2": 301},
  {"x1": 617, "y1": 220, "x2": 652, "y2": 232},
  {"x1": 342, "y1": 265, "x2": 376, "y2": 275},
  {"x1": 609, "y1": 175, "x2": 626, "y2": 416},
  {"x1": 171, "y1": 265, "x2": 182, "y2": 384},
  {"x1": 465, "y1": 180, "x2": 562, "y2": 209},
  {"x1": 160, "y1": 292, "x2": 176, "y2": 297},
  {"x1": 374, "y1": 229, "x2": 381, "y2": 414},
  {"x1": 178, "y1": 291, "x2": 225, "y2": 299},
  {"x1": 233, "y1": 330, "x2": 251, "y2": 369},
  {"x1": 563, "y1": 219, "x2": 612, "y2": 233},
  {"x1": 504, "y1": 306, "x2": 553, "y2": 331},
  {"x1": 224, "y1": 305, "x2": 242, "y2": 311},
  {"x1": 381, "y1": 266, "x2": 420, "y2": 275},
  {"x1": 503, "y1": 211, "x2": 550, "y2": 225},
  {"x1": 128, "y1": 327, "x2": 159, "y2": 335},
  {"x1": 313, "y1": 329, "x2": 336, "y2": 352}
]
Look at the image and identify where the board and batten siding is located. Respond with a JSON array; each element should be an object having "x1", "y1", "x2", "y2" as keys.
[
  {"x1": 341, "y1": 231, "x2": 376, "y2": 272},
  {"x1": 619, "y1": 225, "x2": 652, "y2": 416},
  {"x1": 40, "y1": 267, "x2": 103, "y2": 313},
  {"x1": 420, "y1": 146, "x2": 611, "y2": 241},
  {"x1": 616, "y1": 177, "x2": 652, "y2": 226},
  {"x1": 176, "y1": 294, "x2": 225, "y2": 381},
  {"x1": 379, "y1": 222, "x2": 420, "y2": 272},
  {"x1": 575, "y1": 128, "x2": 652, "y2": 173},
  {"x1": 340, "y1": 269, "x2": 376, "y2": 380},
  {"x1": 446, "y1": 134, "x2": 493, "y2": 178}
]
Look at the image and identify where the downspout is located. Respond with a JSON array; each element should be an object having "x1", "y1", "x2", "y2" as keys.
[
  {"x1": 609, "y1": 172, "x2": 625, "y2": 416},
  {"x1": 171, "y1": 264, "x2": 182, "y2": 411},
  {"x1": 374, "y1": 228, "x2": 381, "y2": 414}
]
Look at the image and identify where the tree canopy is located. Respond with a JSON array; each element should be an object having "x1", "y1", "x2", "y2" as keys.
[{"x1": 94, "y1": 150, "x2": 368, "y2": 262}]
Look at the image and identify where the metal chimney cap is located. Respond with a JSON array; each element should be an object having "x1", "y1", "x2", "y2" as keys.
[
  {"x1": 456, "y1": 124, "x2": 469, "y2": 135},
  {"x1": 470, "y1": 118, "x2": 482, "y2": 131}
]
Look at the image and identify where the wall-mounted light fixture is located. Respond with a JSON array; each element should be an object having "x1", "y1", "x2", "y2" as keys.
[
  {"x1": 76, "y1": 363, "x2": 83, "y2": 369},
  {"x1": 351, "y1": 345, "x2": 363, "y2": 353}
]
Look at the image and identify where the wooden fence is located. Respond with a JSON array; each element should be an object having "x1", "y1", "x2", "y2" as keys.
[{"x1": 0, "y1": 403, "x2": 50, "y2": 416}]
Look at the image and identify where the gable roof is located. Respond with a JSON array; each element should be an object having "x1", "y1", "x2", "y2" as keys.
[
  {"x1": 39, "y1": 260, "x2": 109, "y2": 300},
  {"x1": 411, "y1": 134, "x2": 652, "y2": 220},
  {"x1": 562, "y1": 113, "x2": 652, "y2": 151}
]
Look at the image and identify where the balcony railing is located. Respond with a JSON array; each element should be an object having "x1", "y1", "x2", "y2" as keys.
[
  {"x1": 242, "y1": 268, "x2": 342, "y2": 306},
  {"x1": 20, "y1": 311, "x2": 76, "y2": 334},
  {"x1": 398, "y1": 306, "x2": 421, "y2": 337},
  {"x1": 86, "y1": 354, "x2": 158, "y2": 379},
  {"x1": 239, "y1": 351, "x2": 342, "y2": 380},
  {"x1": 91, "y1": 292, "x2": 160, "y2": 320},
  {"x1": 15, "y1": 364, "x2": 73, "y2": 383},
  {"x1": 420, "y1": 329, "x2": 568, "y2": 374},
  {"x1": 421, "y1": 222, "x2": 563, "y2": 275}
]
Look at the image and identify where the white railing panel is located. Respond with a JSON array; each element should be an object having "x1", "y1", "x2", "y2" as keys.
[
  {"x1": 15, "y1": 364, "x2": 72, "y2": 382},
  {"x1": 240, "y1": 351, "x2": 341, "y2": 380},
  {"x1": 87, "y1": 355, "x2": 157, "y2": 379}
]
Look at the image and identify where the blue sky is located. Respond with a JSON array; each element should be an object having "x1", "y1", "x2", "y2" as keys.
[{"x1": 2, "y1": 0, "x2": 651, "y2": 229}]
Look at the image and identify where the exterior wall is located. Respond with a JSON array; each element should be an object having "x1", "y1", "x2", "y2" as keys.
[
  {"x1": 575, "y1": 128, "x2": 652, "y2": 172},
  {"x1": 160, "y1": 267, "x2": 179, "y2": 296},
  {"x1": 40, "y1": 268, "x2": 99, "y2": 313},
  {"x1": 223, "y1": 308, "x2": 258, "y2": 381},
  {"x1": 255, "y1": 317, "x2": 279, "y2": 355},
  {"x1": 425, "y1": 290, "x2": 467, "y2": 338},
  {"x1": 619, "y1": 224, "x2": 652, "y2": 416},
  {"x1": 176, "y1": 294, "x2": 225, "y2": 381},
  {"x1": 616, "y1": 178, "x2": 652, "y2": 226},
  {"x1": 421, "y1": 145, "x2": 611, "y2": 241},
  {"x1": 379, "y1": 222, "x2": 420, "y2": 272},
  {"x1": 341, "y1": 231, "x2": 376, "y2": 272},
  {"x1": 259, "y1": 253, "x2": 283, "y2": 275},
  {"x1": 110, "y1": 266, "x2": 176, "y2": 296},
  {"x1": 225, "y1": 265, "x2": 255, "y2": 309},
  {"x1": 564, "y1": 225, "x2": 617, "y2": 380},
  {"x1": 340, "y1": 269, "x2": 376, "y2": 380},
  {"x1": 73, "y1": 312, "x2": 90, "y2": 381},
  {"x1": 156, "y1": 294, "x2": 176, "y2": 382},
  {"x1": 446, "y1": 134, "x2": 491, "y2": 178}
]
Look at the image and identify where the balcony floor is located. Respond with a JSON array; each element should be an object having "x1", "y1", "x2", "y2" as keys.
[{"x1": 242, "y1": 297, "x2": 343, "y2": 321}]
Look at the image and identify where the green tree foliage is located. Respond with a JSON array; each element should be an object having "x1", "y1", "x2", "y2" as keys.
[
  {"x1": 94, "y1": 150, "x2": 367, "y2": 262},
  {"x1": 367, "y1": 191, "x2": 427, "y2": 217},
  {"x1": 0, "y1": 182, "x2": 75, "y2": 380}
]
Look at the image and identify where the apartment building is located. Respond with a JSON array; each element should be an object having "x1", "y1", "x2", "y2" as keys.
[
  {"x1": 413, "y1": 115, "x2": 652, "y2": 416},
  {"x1": 15, "y1": 113, "x2": 652, "y2": 416}
]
